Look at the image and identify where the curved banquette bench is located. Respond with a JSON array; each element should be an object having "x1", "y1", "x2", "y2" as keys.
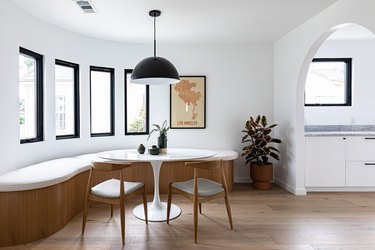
[{"x1": 0, "y1": 149, "x2": 238, "y2": 247}]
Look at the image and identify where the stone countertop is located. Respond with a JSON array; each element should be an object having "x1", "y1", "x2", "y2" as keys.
[{"x1": 305, "y1": 125, "x2": 375, "y2": 137}]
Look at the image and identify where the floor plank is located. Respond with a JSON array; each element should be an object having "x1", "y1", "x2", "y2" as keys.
[{"x1": 3, "y1": 184, "x2": 375, "y2": 250}]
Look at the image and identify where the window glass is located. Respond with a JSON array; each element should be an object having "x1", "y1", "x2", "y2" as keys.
[
  {"x1": 19, "y1": 48, "x2": 43, "y2": 143},
  {"x1": 19, "y1": 54, "x2": 36, "y2": 140},
  {"x1": 90, "y1": 67, "x2": 114, "y2": 136},
  {"x1": 55, "y1": 61, "x2": 79, "y2": 138},
  {"x1": 305, "y1": 58, "x2": 352, "y2": 106},
  {"x1": 125, "y1": 70, "x2": 149, "y2": 135}
]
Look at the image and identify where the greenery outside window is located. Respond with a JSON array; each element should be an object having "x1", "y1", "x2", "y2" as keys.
[{"x1": 124, "y1": 69, "x2": 149, "y2": 135}]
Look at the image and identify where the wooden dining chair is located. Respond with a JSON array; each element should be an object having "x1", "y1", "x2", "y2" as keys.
[
  {"x1": 82, "y1": 161, "x2": 148, "y2": 245},
  {"x1": 166, "y1": 159, "x2": 233, "y2": 243}
]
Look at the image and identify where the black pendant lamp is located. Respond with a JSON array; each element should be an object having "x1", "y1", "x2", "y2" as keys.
[{"x1": 131, "y1": 10, "x2": 180, "y2": 85}]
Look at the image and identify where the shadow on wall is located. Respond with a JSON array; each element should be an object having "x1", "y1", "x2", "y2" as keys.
[{"x1": 274, "y1": 119, "x2": 294, "y2": 190}]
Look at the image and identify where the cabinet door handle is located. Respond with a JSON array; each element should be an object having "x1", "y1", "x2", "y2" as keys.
[
  {"x1": 365, "y1": 137, "x2": 375, "y2": 140},
  {"x1": 364, "y1": 163, "x2": 375, "y2": 166}
]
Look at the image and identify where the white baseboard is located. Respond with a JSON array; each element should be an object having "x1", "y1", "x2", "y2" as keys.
[
  {"x1": 234, "y1": 177, "x2": 308, "y2": 195},
  {"x1": 274, "y1": 178, "x2": 307, "y2": 195},
  {"x1": 306, "y1": 187, "x2": 375, "y2": 192},
  {"x1": 234, "y1": 177, "x2": 251, "y2": 183}
]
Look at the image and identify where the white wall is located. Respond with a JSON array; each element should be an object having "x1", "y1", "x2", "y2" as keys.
[
  {"x1": 274, "y1": 0, "x2": 375, "y2": 194},
  {"x1": 0, "y1": 0, "x2": 274, "y2": 181},
  {"x1": 305, "y1": 39, "x2": 375, "y2": 125}
]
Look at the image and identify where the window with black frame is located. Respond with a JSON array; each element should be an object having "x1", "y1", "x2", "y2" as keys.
[
  {"x1": 55, "y1": 59, "x2": 80, "y2": 139},
  {"x1": 90, "y1": 66, "x2": 115, "y2": 137},
  {"x1": 124, "y1": 69, "x2": 149, "y2": 135},
  {"x1": 19, "y1": 47, "x2": 43, "y2": 143},
  {"x1": 305, "y1": 58, "x2": 352, "y2": 106}
]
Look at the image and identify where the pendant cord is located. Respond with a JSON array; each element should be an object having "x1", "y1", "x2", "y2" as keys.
[{"x1": 153, "y1": 15, "x2": 156, "y2": 57}]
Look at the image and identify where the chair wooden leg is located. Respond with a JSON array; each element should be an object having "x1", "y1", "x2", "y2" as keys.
[
  {"x1": 199, "y1": 203, "x2": 202, "y2": 214},
  {"x1": 81, "y1": 200, "x2": 89, "y2": 235},
  {"x1": 194, "y1": 197, "x2": 198, "y2": 243},
  {"x1": 82, "y1": 169, "x2": 93, "y2": 235},
  {"x1": 111, "y1": 204, "x2": 114, "y2": 217},
  {"x1": 167, "y1": 184, "x2": 172, "y2": 224},
  {"x1": 224, "y1": 194, "x2": 233, "y2": 229},
  {"x1": 120, "y1": 200, "x2": 125, "y2": 245},
  {"x1": 142, "y1": 186, "x2": 148, "y2": 224}
]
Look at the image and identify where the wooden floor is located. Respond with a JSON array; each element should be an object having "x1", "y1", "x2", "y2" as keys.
[{"x1": 4, "y1": 184, "x2": 375, "y2": 250}]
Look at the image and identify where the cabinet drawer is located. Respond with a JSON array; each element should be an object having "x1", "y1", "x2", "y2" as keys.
[
  {"x1": 346, "y1": 137, "x2": 375, "y2": 161},
  {"x1": 346, "y1": 162, "x2": 375, "y2": 187},
  {"x1": 306, "y1": 137, "x2": 346, "y2": 187}
]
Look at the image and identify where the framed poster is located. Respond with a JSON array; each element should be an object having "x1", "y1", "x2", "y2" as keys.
[{"x1": 170, "y1": 76, "x2": 206, "y2": 129}]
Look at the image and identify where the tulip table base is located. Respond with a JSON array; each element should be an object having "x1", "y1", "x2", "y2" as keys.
[
  {"x1": 133, "y1": 202, "x2": 181, "y2": 222},
  {"x1": 133, "y1": 159, "x2": 181, "y2": 222}
]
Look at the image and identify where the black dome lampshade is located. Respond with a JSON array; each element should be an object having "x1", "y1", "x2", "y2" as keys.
[{"x1": 131, "y1": 10, "x2": 180, "y2": 85}]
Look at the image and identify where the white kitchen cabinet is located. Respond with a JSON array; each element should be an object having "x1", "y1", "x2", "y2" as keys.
[
  {"x1": 346, "y1": 137, "x2": 375, "y2": 162},
  {"x1": 345, "y1": 136, "x2": 375, "y2": 187},
  {"x1": 346, "y1": 162, "x2": 375, "y2": 186},
  {"x1": 306, "y1": 136, "x2": 375, "y2": 188},
  {"x1": 305, "y1": 137, "x2": 346, "y2": 187}
]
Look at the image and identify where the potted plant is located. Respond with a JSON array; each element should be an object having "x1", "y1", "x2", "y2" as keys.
[
  {"x1": 148, "y1": 120, "x2": 170, "y2": 153},
  {"x1": 241, "y1": 115, "x2": 282, "y2": 190}
]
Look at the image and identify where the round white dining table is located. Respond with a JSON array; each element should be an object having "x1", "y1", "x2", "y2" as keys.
[{"x1": 97, "y1": 148, "x2": 216, "y2": 222}]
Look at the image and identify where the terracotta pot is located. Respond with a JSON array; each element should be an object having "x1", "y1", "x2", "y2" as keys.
[{"x1": 250, "y1": 163, "x2": 273, "y2": 190}]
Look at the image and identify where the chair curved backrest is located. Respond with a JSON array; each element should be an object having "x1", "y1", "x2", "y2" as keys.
[
  {"x1": 186, "y1": 160, "x2": 228, "y2": 190},
  {"x1": 91, "y1": 161, "x2": 132, "y2": 172},
  {"x1": 185, "y1": 160, "x2": 222, "y2": 170}
]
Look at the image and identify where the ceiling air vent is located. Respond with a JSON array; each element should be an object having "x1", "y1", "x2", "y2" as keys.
[{"x1": 73, "y1": 0, "x2": 97, "y2": 14}]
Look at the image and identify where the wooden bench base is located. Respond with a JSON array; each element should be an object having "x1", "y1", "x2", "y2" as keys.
[
  {"x1": 0, "y1": 160, "x2": 233, "y2": 247},
  {"x1": 0, "y1": 171, "x2": 88, "y2": 247}
]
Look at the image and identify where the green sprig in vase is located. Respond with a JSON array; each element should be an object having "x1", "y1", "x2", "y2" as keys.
[{"x1": 147, "y1": 120, "x2": 169, "y2": 154}]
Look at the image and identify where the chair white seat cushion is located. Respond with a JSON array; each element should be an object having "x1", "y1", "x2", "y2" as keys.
[
  {"x1": 91, "y1": 178, "x2": 143, "y2": 198},
  {"x1": 172, "y1": 178, "x2": 224, "y2": 197}
]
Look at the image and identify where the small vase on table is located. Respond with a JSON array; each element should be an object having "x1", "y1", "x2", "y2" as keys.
[{"x1": 158, "y1": 134, "x2": 167, "y2": 154}]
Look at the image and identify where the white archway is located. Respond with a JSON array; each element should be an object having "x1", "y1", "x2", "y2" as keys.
[
  {"x1": 274, "y1": 0, "x2": 375, "y2": 195},
  {"x1": 295, "y1": 23, "x2": 375, "y2": 191}
]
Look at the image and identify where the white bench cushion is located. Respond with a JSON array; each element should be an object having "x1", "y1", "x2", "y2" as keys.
[
  {"x1": 172, "y1": 178, "x2": 224, "y2": 197},
  {"x1": 0, "y1": 158, "x2": 91, "y2": 192},
  {"x1": 91, "y1": 178, "x2": 143, "y2": 198},
  {"x1": 74, "y1": 153, "x2": 108, "y2": 162}
]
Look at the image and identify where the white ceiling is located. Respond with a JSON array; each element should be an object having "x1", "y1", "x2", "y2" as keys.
[{"x1": 12, "y1": 0, "x2": 338, "y2": 44}]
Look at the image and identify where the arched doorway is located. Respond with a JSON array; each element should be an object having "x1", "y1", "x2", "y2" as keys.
[{"x1": 296, "y1": 23, "x2": 375, "y2": 191}]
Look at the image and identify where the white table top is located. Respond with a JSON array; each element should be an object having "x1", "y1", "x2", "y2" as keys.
[{"x1": 97, "y1": 148, "x2": 217, "y2": 162}]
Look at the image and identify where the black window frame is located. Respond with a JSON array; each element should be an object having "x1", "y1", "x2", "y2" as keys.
[
  {"x1": 305, "y1": 58, "x2": 352, "y2": 107},
  {"x1": 89, "y1": 66, "x2": 115, "y2": 137},
  {"x1": 124, "y1": 69, "x2": 150, "y2": 135},
  {"x1": 55, "y1": 59, "x2": 80, "y2": 140},
  {"x1": 19, "y1": 47, "x2": 44, "y2": 144}
]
